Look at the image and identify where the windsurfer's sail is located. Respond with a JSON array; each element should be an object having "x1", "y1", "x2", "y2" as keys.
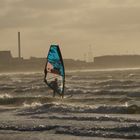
[{"x1": 44, "y1": 44, "x2": 65, "y2": 97}]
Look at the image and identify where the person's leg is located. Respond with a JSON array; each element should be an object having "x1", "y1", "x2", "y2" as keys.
[
  {"x1": 53, "y1": 90, "x2": 55, "y2": 97},
  {"x1": 57, "y1": 93, "x2": 63, "y2": 99},
  {"x1": 61, "y1": 93, "x2": 64, "y2": 99}
]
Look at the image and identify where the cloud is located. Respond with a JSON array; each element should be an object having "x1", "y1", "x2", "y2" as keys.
[
  {"x1": 0, "y1": 0, "x2": 140, "y2": 58},
  {"x1": 0, "y1": 0, "x2": 86, "y2": 29},
  {"x1": 1, "y1": 0, "x2": 140, "y2": 30}
]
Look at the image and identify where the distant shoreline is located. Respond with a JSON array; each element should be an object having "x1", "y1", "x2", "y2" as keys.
[
  {"x1": 1, "y1": 67, "x2": 140, "y2": 74},
  {"x1": 1, "y1": 50, "x2": 140, "y2": 73}
]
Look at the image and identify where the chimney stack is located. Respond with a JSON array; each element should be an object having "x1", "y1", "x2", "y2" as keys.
[{"x1": 18, "y1": 32, "x2": 21, "y2": 58}]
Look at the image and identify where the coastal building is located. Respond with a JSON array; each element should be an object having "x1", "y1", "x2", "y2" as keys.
[
  {"x1": 0, "y1": 51, "x2": 12, "y2": 64},
  {"x1": 1, "y1": 49, "x2": 140, "y2": 71},
  {"x1": 0, "y1": 50, "x2": 90, "y2": 72},
  {"x1": 94, "y1": 55, "x2": 140, "y2": 68}
]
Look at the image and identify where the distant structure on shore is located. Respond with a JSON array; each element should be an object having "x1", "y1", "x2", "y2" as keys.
[
  {"x1": 0, "y1": 50, "x2": 45, "y2": 72},
  {"x1": 18, "y1": 32, "x2": 21, "y2": 59},
  {"x1": 0, "y1": 32, "x2": 91, "y2": 72},
  {"x1": 94, "y1": 55, "x2": 140, "y2": 68},
  {"x1": 0, "y1": 50, "x2": 90, "y2": 72},
  {"x1": 0, "y1": 51, "x2": 12, "y2": 64},
  {"x1": 1, "y1": 50, "x2": 140, "y2": 72},
  {"x1": 0, "y1": 32, "x2": 140, "y2": 72}
]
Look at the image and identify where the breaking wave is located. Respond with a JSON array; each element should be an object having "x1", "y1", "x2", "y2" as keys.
[
  {"x1": 0, "y1": 122, "x2": 139, "y2": 139},
  {"x1": 0, "y1": 71, "x2": 140, "y2": 139},
  {"x1": 17, "y1": 102, "x2": 140, "y2": 115}
]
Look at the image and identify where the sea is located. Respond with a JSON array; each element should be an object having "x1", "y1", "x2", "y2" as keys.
[{"x1": 0, "y1": 68, "x2": 140, "y2": 140}]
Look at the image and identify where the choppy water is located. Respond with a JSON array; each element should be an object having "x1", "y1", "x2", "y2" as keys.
[{"x1": 0, "y1": 69, "x2": 140, "y2": 140}]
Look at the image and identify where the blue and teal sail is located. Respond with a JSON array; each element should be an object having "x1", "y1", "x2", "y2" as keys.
[{"x1": 44, "y1": 45, "x2": 65, "y2": 97}]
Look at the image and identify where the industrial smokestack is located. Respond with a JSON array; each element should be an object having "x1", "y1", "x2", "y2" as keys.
[{"x1": 18, "y1": 32, "x2": 21, "y2": 58}]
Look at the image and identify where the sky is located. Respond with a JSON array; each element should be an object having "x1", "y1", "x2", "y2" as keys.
[{"x1": 0, "y1": 0, "x2": 140, "y2": 60}]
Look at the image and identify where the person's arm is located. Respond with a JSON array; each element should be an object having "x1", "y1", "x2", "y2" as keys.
[{"x1": 44, "y1": 67, "x2": 47, "y2": 83}]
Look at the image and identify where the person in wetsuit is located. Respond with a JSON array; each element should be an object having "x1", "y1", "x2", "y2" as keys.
[{"x1": 44, "y1": 68, "x2": 62, "y2": 98}]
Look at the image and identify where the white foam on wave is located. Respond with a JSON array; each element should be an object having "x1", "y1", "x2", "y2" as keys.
[
  {"x1": 0, "y1": 93, "x2": 12, "y2": 98},
  {"x1": 124, "y1": 102, "x2": 128, "y2": 107},
  {"x1": 52, "y1": 101, "x2": 97, "y2": 109},
  {"x1": 11, "y1": 78, "x2": 22, "y2": 83},
  {"x1": 23, "y1": 102, "x2": 42, "y2": 108},
  {"x1": 68, "y1": 67, "x2": 140, "y2": 72}
]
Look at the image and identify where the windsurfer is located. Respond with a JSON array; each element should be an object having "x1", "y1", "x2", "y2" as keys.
[{"x1": 44, "y1": 45, "x2": 65, "y2": 99}]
